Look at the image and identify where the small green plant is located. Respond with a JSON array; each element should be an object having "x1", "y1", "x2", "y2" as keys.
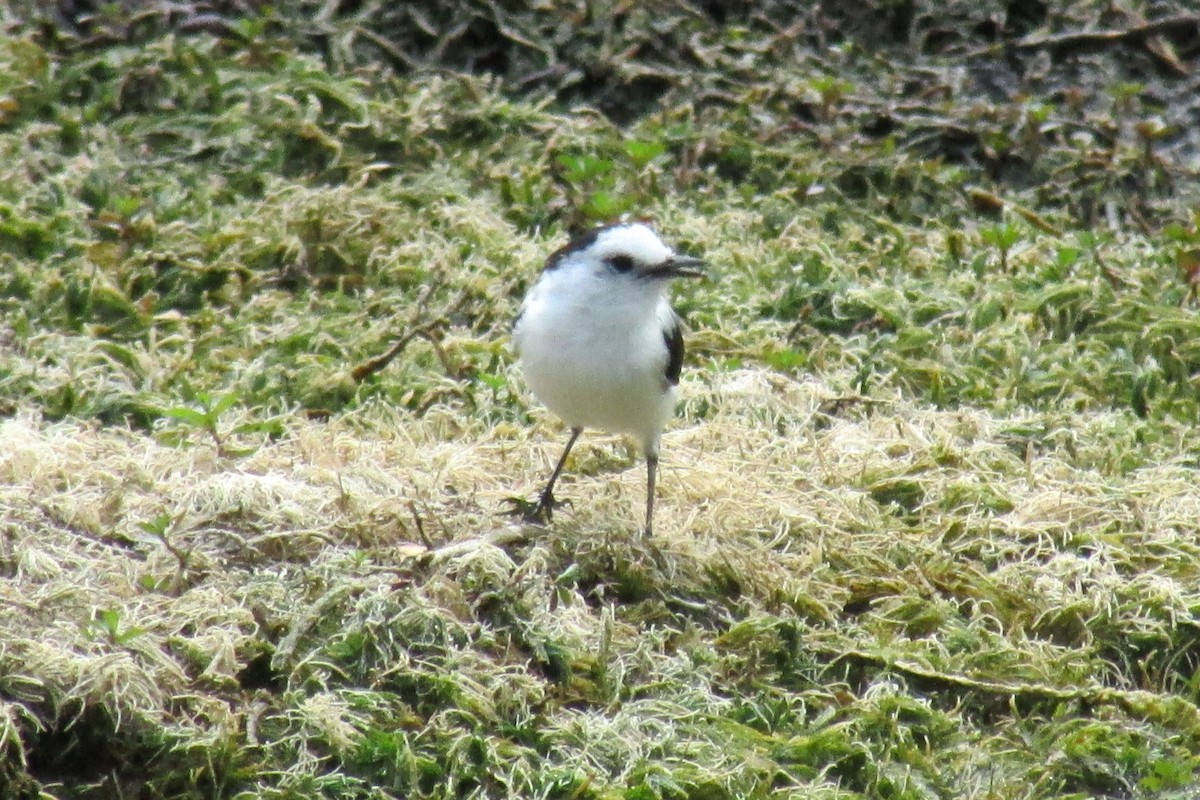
[
  {"x1": 555, "y1": 138, "x2": 671, "y2": 225},
  {"x1": 1109, "y1": 81, "x2": 1144, "y2": 117},
  {"x1": 137, "y1": 512, "x2": 193, "y2": 592},
  {"x1": 557, "y1": 153, "x2": 613, "y2": 185},
  {"x1": 808, "y1": 75, "x2": 855, "y2": 120},
  {"x1": 1055, "y1": 244, "x2": 1081, "y2": 269},
  {"x1": 1139, "y1": 756, "x2": 1195, "y2": 791},
  {"x1": 557, "y1": 153, "x2": 632, "y2": 224},
  {"x1": 86, "y1": 608, "x2": 146, "y2": 645},
  {"x1": 625, "y1": 138, "x2": 668, "y2": 197},
  {"x1": 161, "y1": 391, "x2": 281, "y2": 457},
  {"x1": 763, "y1": 346, "x2": 807, "y2": 372},
  {"x1": 981, "y1": 221, "x2": 1022, "y2": 273},
  {"x1": 624, "y1": 139, "x2": 666, "y2": 170}
]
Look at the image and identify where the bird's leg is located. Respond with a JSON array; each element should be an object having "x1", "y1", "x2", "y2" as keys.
[
  {"x1": 527, "y1": 426, "x2": 582, "y2": 523},
  {"x1": 644, "y1": 452, "x2": 658, "y2": 538}
]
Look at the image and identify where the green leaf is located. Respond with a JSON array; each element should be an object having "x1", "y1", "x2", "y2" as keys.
[
  {"x1": 231, "y1": 419, "x2": 284, "y2": 437},
  {"x1": 208, "y1": 391, "x2": 241, "y2": 417},
  {"x1": 981, "y1": 222, "x2": 1021, "y2": 250},
  {"x1": 624, "y1": 139, "x2": 666, "y2": 169},
  {"x1": 138, "y1": 512, "x2": 173, "y2": 537},
  {"x1": 93, "y1": 608, "x2": 121, "y2": 637},
  {"x1": 95, "y1": 341, "x2": 146, "y2": 377},
  {"x1": 583, "y1": 190, "x2": 631, "y2": 221},
  {"x1": 163, "y1": 407, "x2": 211, "y2": 428},
  {"x1": 219, "y1": 445, "x2": 259, "y2": 458},
  {"x1": 111, "y1": 195, "x2": 142, "y2": 217},
  {"x1": 477, "y1": 372, "x2": 506, "y2": 391},
  {"x1": 557, "y1": 154, "x2": 613, "y2": 182},
  {"x1": 114, "y1": 626, "x2": 147, "y2": 644}
]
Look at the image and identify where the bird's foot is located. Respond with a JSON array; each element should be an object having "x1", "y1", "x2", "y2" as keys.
[{"x1": 502, "y1": 491, "x2": 571, "y2": 524}]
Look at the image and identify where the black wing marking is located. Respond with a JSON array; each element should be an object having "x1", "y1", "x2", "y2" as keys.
[{"x1": 663, "y1": 313, "x2": 685, "y2": 386}]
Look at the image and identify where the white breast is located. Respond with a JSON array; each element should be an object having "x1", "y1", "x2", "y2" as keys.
[{"x1": 514, "y1": 263, "x2": 677, "y2": 453}]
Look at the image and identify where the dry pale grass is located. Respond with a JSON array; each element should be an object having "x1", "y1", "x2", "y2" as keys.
[
  {"x1": 2, "y1": 363, "x2": 1199, "y2": 795},
  {"x1": 4, "y1": 4, "x2": 1200, "y2": 794}
]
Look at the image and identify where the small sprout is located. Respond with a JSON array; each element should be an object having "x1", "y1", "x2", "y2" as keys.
[
  {"x1": 582, "y1": 190, "x2": 632, "y2": 222},
  {"x1": 1055, "y1": 245, "x2": 1081, "y2": 269},
  {"x1": 86, "y1": 608, "x2": 146, "y2": 645},
  {"x1": 556, "y1": 151, "x2": 636, "y2": 225},
  {"x1": 1026, "y1": 101, "x2": 1053, "y2": 126},
  {"x1": 1112, "y1": 81, "x2": 1145, "y2": 97},
  {"x1": 162, "y1": 391, "x2": 281, "y2": 457},
  {"x1": 477, "y1": 372, "x2": 506, "y2": 392},
  {"x1": 981, "y1": 222, "x2": 1022, "y2": 273},
  {"x1": 557, "y1": 154, "x2": 613, "y2": 183},
  {"x1": 981, "y1": 128, "x2": 1013, "y2": 158},
  {"x1": 138, "y1": 574, "x2": 167, "y2": 591},
  {"x1": 138, "y1": 512, "x2": 193, "y2": 591},
  {"x1": 139, "y1": 512, "x2": 172, "y2": 538},
  {"x1": 1019, "y1": 100, "x2": 1055, "y2": 157},
  {"x1": 807, "y1": 75, "x2": 854, "y2": 120},
  {"x1": 624, "y1": 139, "x2": 669, "y2": 197},
  {"x1": 1109, "y1": 81, "x2": 1144, "y2": 115},
  {"x1": 623, "y1": 139, "x2": 666, "y2": 170},
  {"x1": 164, "y1": 390, "x2": 240, "y2": 456},
  {"x1": 764, "y1": 346, "x2": 807, "y2": 372}
]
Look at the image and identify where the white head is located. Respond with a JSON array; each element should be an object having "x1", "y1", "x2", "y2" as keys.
[{"x1": 542, "y1": 222, "x2": 705, "y2": 284}]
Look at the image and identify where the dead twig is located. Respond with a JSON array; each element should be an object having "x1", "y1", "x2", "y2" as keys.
[
  {"x1": 353, "y1": 25, "x2": 420, "y2": 70},
  {"x1": 351, "y1": 320, "x2": 447, "y2": 383},
  {"x1": 966, "y1": 187, "x2": 1062, "y2": 235},
  {"x1": 350, "y1": 284, "x2": 474, "y2": 383},
  {"x1": 1093, "y1": 245, "x2": 1129, "y2": 289},
  {"x1": 407, "y1": 500, "x2": 432, "y2": 549},
  {"x1": 820, "y1": 644, "x2": 1200, "y2": 727},
  {"x1": 974, "y1": 14, "x2": 1200, "y2": 57}
]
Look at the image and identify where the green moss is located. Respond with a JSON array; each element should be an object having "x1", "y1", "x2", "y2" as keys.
[{"x1": 2, "y1": 2, "x2": 1200, "y2": 799}]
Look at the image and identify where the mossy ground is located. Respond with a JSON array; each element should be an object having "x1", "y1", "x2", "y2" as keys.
[{"x1": 2, "y1": 3, "x2": 1200, "y2": 799}]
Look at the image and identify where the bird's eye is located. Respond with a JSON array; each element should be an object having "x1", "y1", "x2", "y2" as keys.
[{"x1": 607, "y1": 255, "x2": 635, "y2": 273}]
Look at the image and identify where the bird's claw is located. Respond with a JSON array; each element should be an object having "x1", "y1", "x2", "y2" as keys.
[{"x1": 502, "y1": 493, "x2": 571, "y2": 524}]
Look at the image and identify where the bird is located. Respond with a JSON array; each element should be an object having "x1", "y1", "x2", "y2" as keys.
[{"x1": 511, "y1": 221, "x2": 705, "y2": 537}]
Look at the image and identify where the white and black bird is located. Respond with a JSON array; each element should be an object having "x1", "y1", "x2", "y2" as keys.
[{"x1": 511, "y1": 221, "x2": 705, "y2": 537}]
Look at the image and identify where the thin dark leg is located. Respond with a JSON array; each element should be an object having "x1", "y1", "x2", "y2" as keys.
[
  {"x1": 530, "y1": 427, "x2": 582, "y2": 522},
  {"x1": 644, "y1": 453, "x2": 658, "y2": 537}
]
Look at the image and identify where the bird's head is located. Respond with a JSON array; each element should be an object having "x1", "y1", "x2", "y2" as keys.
[{"x1": 544, "y1": 222, "x2": 706, "y2": 283}]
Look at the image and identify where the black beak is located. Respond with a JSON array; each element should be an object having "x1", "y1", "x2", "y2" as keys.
[{"x1": 648, "y1": 255, "x2": 706, "y2": 280}]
